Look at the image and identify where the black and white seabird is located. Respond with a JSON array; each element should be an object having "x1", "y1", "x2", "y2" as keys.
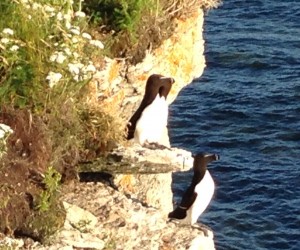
[
  {"x1": 169, "y1": 153, "x2": 219, "y2": 226},
  {"x1": 126, "y1": 74, "x2": 174, "y2": 147}
]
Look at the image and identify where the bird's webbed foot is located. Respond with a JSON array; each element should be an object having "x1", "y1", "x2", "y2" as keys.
[
  {"x1": 191, "y1": 222, "x2": 212, "y2": 237},
  {"x1": 143, "y1": 142, "x2": 170, "y2": 150}
]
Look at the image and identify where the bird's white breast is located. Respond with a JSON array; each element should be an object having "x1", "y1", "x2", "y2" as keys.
[
  {"x1": 134, "y1": 94, "x2": 168, "y2": 145},
  {"x1": 190, "y1": 170, "x2": 215, "y2": 224}
]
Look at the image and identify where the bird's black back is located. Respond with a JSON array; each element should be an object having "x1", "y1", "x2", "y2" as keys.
[{"x1": 126, "y1": 74, "x2": 174, "y2": 140}]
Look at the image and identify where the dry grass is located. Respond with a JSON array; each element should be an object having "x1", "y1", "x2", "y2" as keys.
[
  {"x1": 79, "y1": 105, "x2": 126, "y2": 160},
  {"x1": 162, "y1": 0, "x2": 222, "y2": 19}
]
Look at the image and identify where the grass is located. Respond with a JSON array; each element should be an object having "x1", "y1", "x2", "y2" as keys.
[
  {"x1": 35, "y1": 167, "x2": 61, "y2": 212},
  {"x1": 0, "y1": 0, "x2": 121, "y2": 166},
  {"x1": 82, "y1": 0, "x2": 221, "y2": 63}
]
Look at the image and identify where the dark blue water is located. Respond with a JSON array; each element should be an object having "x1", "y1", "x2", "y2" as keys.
[{"x1": 169, "y1": 1, "x2": 300, "y2": 249}]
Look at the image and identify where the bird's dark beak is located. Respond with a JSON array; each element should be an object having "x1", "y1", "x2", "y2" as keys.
[{"x1": 214, "y1": 154, "x2": 220, "y2": 161}]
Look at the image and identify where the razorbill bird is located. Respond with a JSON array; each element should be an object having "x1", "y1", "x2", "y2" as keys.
[
  {"x1": 126, "y1": 74, "x2": 174, "y2": 147},
  {"x1": 168, "y1": 153, "x2": 219, "y2": 226}
]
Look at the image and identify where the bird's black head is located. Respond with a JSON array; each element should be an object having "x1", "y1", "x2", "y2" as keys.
[
  {"x1": 145, "y1": 74, "x2": 174, "y2": 100},
  {"x1": 126, "y1": 74, "x2": 174, "y2": 140},
  {"x1": 193, "y1": 153, "x2": 220, "y2": 171}
]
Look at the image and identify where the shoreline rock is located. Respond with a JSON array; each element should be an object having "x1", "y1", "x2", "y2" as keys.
[{"x1": 0, "y1": 145, "x2": 216, "y2": 250}]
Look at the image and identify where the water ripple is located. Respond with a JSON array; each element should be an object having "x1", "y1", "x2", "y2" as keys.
[{"x1": 170, "y1": 0, "x2": 300, "y2": 249}]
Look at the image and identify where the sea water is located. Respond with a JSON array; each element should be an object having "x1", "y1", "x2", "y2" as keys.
[{"x1": 169, "y1": 1, "x2": 300, "y2": 249}]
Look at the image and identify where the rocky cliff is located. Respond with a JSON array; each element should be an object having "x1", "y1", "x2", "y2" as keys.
[
  {"x1": 0, "y1": 6, "x2": 217, "y2": 250},
  {"x1": 0, "y1": 147, "x2": 216, "y2": 250},
  {"x1": 73, "y1": 6, "x2": 215, "y2": 250}
]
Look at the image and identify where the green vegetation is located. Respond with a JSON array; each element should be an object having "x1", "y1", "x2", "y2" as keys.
[
  {"x1": 0, "y1": 0, "x2": 99, "y2": 107},
  {"x1": 35, "y1": 167, "x2": 61, "y2": 212},
  {"x1": 83, "y1": 0, "x2": 222, "y2": 63},
  {"x1": 0, "y1": 0, "x2": 124, "y2": 241},
  {"x1": 84, "y1": 0, "x2": 156, "y2": 33},
  {"x1": 83, "y1": 0, "x2": 164, "y2": 62},
  {"x1": 0, "y1": 0, "x2": 123, "y2": 170}
]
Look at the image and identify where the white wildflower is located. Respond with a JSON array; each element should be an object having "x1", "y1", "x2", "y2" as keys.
[
  {"x1": 68, "y1": 63, "x2": 80, "y2": 75},
  {"x1": 72, "y1": 37, "x2": 79, "y2": 43},
  {"x1": 63, "y1": 13, "x2": 72, "y2": 22},
  {"x1": 28, "y1": 15, "x2": 32, "y2": 20},
  {"x1": 50, "y1": 51, "x2": 66, "y2": 64},
  {"x1": 65, "y1": 21, "x2": 71, "y2": 30},
  {"x1": 89, "y1": 40, "x2": 104, "y2": 49},
  {"x1": 55, "y1": 52, "x2": 66, "y2": 64},
  {"x1": 46, "y1": 71, "x2": 62, "y2": 88},
  {"x1": 73, "y1": 75, "x2": 79, "y2": 82},
  {"x1": 56, "y1": 12, "x2": 63, "y2": 21},
  {"x1": 64, "y1": 47, "x2": 72, "y2": 56},
  {"x1": 10, "y1": 45, "x2": 19, "y2": 51},
  {"x1": 49, "y1": 54, "x2": 56, "y2": 62},
  {"x1": 63, "y1": 10, "x2": 73, "y2": 25},
  {"x1": 0, "y1": 123, "x2": 13, "y2": 158},
  {"x1": 82, "y1": 32, "x2": 92, "y2": 40},
  {"x1": 84, "y1": 64, "x2": 96, "y2": 73},
  {"x1": 0, "y1": 124, "x2": 13, "y2": 139},
  {"x1": 73, "y1": 52, "x2": 79, "y2": 59},
  {"x1": 68, "y1": 63, "x2": 84, "y2": 76},
  {"x1": 32, "y1": 2, "x2": 42, "y2": 10},
  {"x1": 1, "y1": 38, "x2": 10, "y2": 44},
  {"x1": 44, "y1": 5, "x2": 55, "y2": 13},
  {"x1": 2, "y1": 28, "x2": 14, "y2": 36},
  {"x1": 75, "y1": 11, "x2": 86, "y2": 18},
  {"x1": 70, "y1": 28, "x2": 80, "y2": 36}
]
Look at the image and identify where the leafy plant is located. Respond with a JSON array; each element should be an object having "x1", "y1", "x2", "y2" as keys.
[
  {"x1": 35, "y1": 166, "x2": 61, "y2": 212},
  {"x1": 83, "y1": 0, "x2": 157, "y2": 47}
]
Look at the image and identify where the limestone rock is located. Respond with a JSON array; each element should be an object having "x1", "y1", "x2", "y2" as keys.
[
  {"x1": 114, "y1": 172, "x2": 173, "y2": 215},
  {"x1": 63, "y1": 201, "x2": 98, "y2": 231},
  {"x1": 1, "y1": 169, "x2": 215, "y2": 250},
  {"x1": 110, "y1": 144, "x2": 194, "y2": 214},
  {"x1": 0, "y1": 236, "x2": 24, "y2": 249},
  {"x1": 60, "y1": 182, "x2": 215, "y2": 250}
]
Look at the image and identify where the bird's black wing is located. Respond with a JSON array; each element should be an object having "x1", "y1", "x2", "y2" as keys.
[
  {"x1": 178, "y1": 165, "x2": 206, "y2": 209},
  {"x1": 178, "y1": 186, "x2": 198, "y2": 209}
]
